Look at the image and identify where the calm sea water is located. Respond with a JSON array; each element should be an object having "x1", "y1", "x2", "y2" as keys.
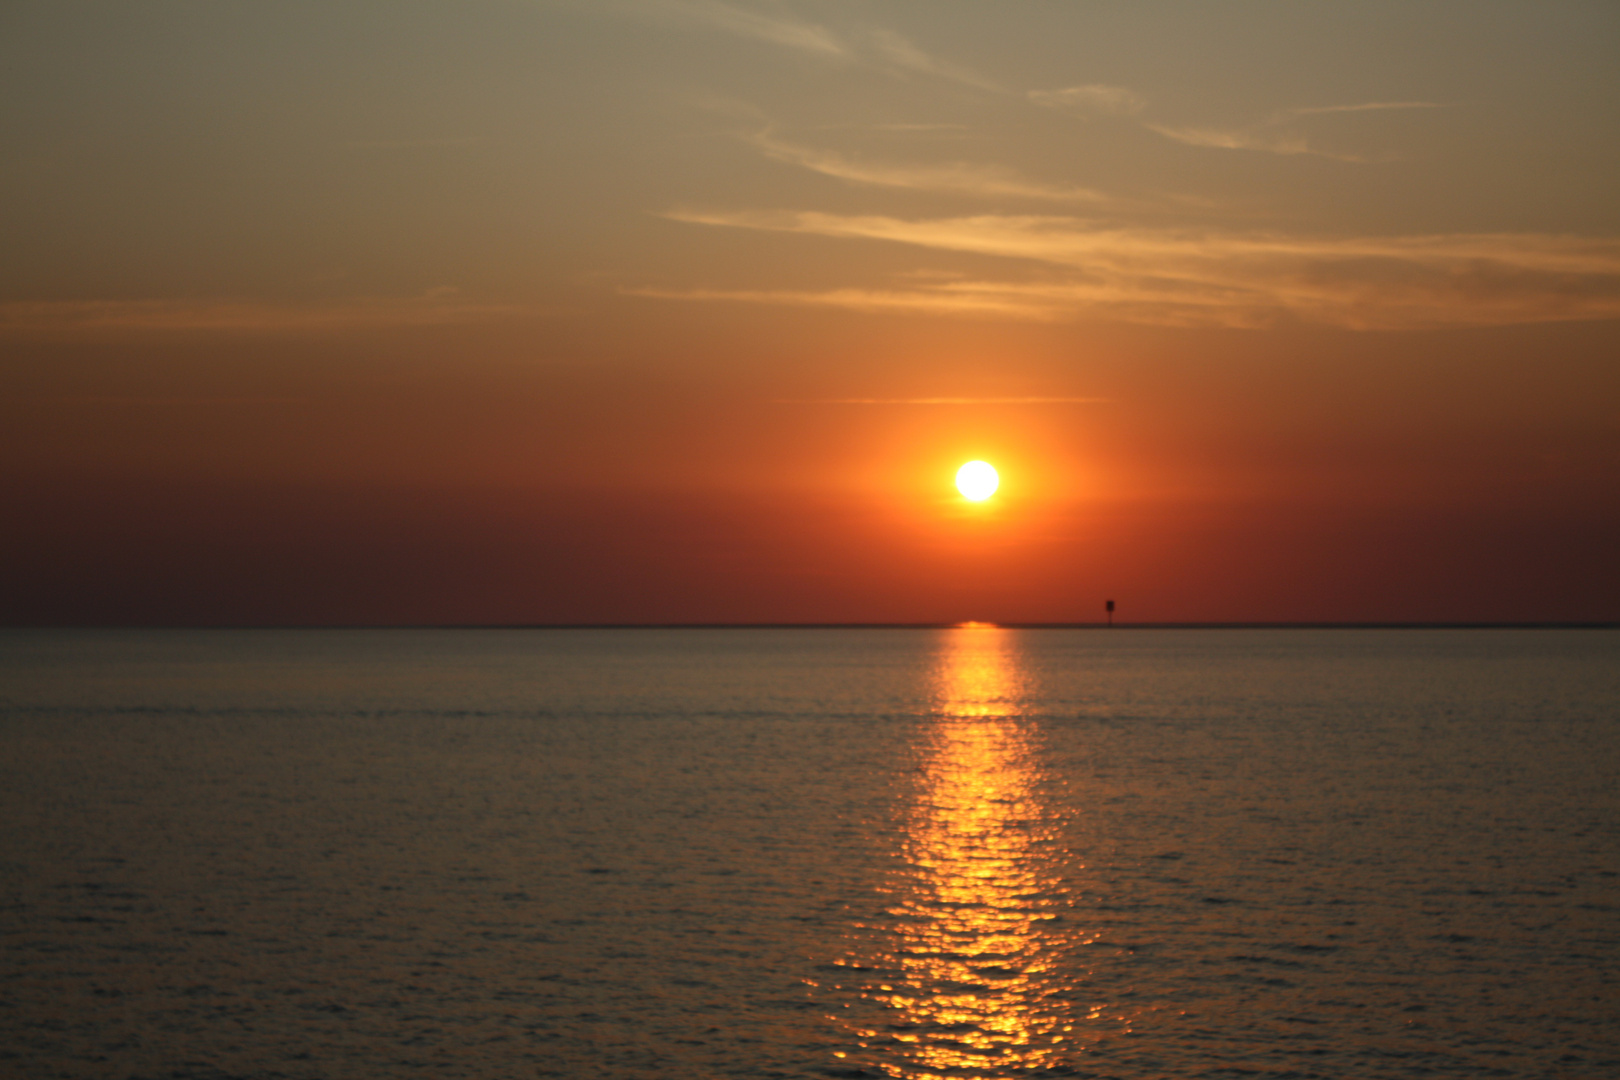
[{"x1": 2, "y1": 628, "x2": 1616, "y2": 1079}]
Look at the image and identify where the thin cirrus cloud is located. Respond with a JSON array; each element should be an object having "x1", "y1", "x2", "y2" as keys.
[
  {"x1": 1027, "y1": 84, "x2": 1147, "y2": 117},
  {"x1": 1143, "y1": 123, "x2": 1337, "y2": 160},
  {"x1": 628, "y1": 279, "x2": 1254, "y2": 327},
  {"x1": 751, "y1": 131, "x2": 1109, "y2": 203},
  {"x1": 637, "y1": 0, "x2": 848, "y2": 59},
  {"x1": 0, "y1": 292, "x2": 532, "y2": 335},
  {"x1": 1024, "y1": 83, "x2": 1447, "y2": 160},
  {"x1": 623, "y1": 284, "x2": 1067, "y2": 321},
  {"x1": 655, "y1": 209, "x2": 1620, "y2": 329},
  {"x1": 633, "y1": 0, "x2": 1000, "y2": 90},
  {"x1": 1146, "y1": 101, "x2": 1448, "y2": 161},
  {"x1": 862, "y1": 27, "x2": 1004, "y2": 92}
]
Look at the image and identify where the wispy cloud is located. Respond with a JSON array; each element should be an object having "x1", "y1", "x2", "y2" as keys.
[
  {"x1": 1144, "y1": 123, "x2": 1342, "y2": 160},
  {"x1": 629, "y1": 279, "x2": 1248, "y2": 326},
  {"x1": 0, "y1": 291, "x2": 533, "y2": 334},
  {"x1": 864, "y1": 27, "x2": 1003, "y2": 92},
  {"x1": 774, "y1": 396, "x2": 1110, "y2": 405},
  {"x1": 630, "y1": 2, "x2": 998, "y2": 90},
  {"x1": 1146, "y1": 100, "x2": 1448, "y2": 161},
  {"x1": 657, "y1": 210, "x2": 1620, "y2": 329},
  {"x1": 751, "y1": 131, "x2": 1108, "y2": 203},
  {"x1": 640, "y1": 0, "x2": 848, "y2": 59},
  {"x1": 623, "y1": 284, "x2": 1064, "y2": 320},
  {"x1": 1028, "y1": 84, "x2": 1146, "y2": 117}
]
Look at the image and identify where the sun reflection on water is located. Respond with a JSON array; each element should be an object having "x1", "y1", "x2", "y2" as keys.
[{"x1": 821, "y1": 627, "x2": 1091, "y2": 1078}]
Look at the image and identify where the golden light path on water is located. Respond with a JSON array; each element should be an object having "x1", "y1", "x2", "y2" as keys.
[{"x1": 823, "y1": 626, "x2": 1103, "y2": 1078}]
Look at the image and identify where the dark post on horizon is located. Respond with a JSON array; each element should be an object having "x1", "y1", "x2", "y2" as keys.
[{"x1": 1106, "y1": 599, "x2": 1115, "y2": 626}]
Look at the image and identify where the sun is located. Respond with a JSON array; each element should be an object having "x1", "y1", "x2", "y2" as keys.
[{"x1": 955, "y1": 460, "x2": 999, "y2": 501}]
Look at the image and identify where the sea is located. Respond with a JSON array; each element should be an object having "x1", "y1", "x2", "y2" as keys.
[{"x1": 1, "y1": 627, "x2": 1616, "y2": 1079}]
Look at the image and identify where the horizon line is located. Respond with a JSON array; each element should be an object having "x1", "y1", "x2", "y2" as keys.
[{"x1": 4, "y1": 622, "x2": 1616, "y2": 631}]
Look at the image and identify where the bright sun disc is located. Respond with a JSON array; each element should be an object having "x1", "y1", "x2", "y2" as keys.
[{"x1": 955, "y1": 460, "x2": 999, "y2": 501}]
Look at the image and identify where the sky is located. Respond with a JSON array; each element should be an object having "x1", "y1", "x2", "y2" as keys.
[{"x1": 3, "y1": 0, "x2": 1618, "y2": 625}]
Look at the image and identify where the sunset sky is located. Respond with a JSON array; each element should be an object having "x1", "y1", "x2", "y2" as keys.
[{"x1": 4, "y1": 0, "x2": 1618, "y2": 624}]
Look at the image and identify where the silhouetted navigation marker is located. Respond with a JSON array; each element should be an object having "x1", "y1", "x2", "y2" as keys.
[{"x1": 1106, "y1": 599, "x2": 1115, "y2": 627}]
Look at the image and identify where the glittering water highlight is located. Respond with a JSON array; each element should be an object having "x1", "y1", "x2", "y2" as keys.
[{"x1": 822, "y1": 626, "x2": 1091, "y2": 1076}]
